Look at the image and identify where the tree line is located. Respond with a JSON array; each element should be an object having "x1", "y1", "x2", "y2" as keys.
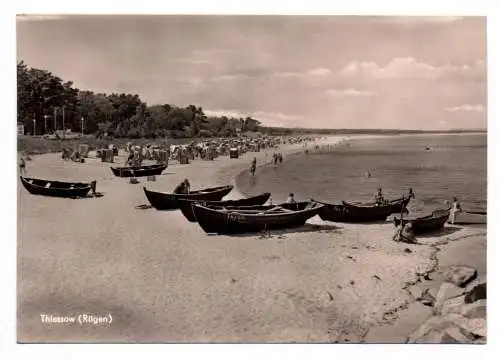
[{"x1": 17, "y1": 61, "x2": 262, "y2": 138}]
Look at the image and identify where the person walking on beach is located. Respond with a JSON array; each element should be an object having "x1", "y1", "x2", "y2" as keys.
[
  {"x1": 19, "y1": 155, "x2": 26, "y2": 175},
  {"x1": 449, "y1": 196, "x2": 462, "y2": 224},
  {"x1": 250, "y1": 157, "x2": 257, "y2": 177},
  {"x1": 374, "y1": 187, "x2": 385, "y2": 205}
]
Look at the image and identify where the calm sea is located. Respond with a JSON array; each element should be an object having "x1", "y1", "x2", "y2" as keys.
[{"x1": 236, "y1": 134, "x2": 487, "y2": 214}]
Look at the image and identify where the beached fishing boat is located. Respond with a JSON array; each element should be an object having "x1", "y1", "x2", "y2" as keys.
[
  {"x1": 143, "y1": 185, "x2": 233, "y2": 210},
  {"x1": 394, "y1": 208, "x2": 450, "y2": 234},
  {"x1": 178, "y1": 192, "x2": 271, "y2": 222},
  {"x1": 314, "y1": 196, "x2": 411, "y2": 223},
  {"x1": 341, "y1": 196, "x2": 412, "y2": 215},
  {"x1": 191, "y1": 201, "x2": 323, "y2": 234},
  {"x1": 20, "y1": 176, "x2": 95, "y2": 198},
  {"x1": 110, "y1": 164, "x2": 167, "y2": 178}
]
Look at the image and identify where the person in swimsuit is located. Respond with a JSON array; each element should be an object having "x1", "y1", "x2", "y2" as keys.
[{"x1": 250, "y1": 157, "x2": 257, "y2": 176}]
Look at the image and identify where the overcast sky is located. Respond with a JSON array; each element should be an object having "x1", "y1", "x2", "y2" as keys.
[{"x1": 16, "y1": 15, "x2": 486, "y2": 129}]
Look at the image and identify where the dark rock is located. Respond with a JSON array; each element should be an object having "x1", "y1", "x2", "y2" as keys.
[
  {"x1": 350, "y1": 280, "x2": 355, "y2": 285},
  {"x1": 464, "y1": 282, "x2": 486, "y2": 304},
  {"x1": 404, "y1": 248, "x2": 412, "y2": 253},
  {"x1": 443, "y1": 266, "x2": 477, "y2": 287},
  {"x1": 474, "y1": 336, "x2": 487, "y2": 344}
]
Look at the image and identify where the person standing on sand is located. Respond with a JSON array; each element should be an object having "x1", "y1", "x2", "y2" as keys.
[
  {"x1": 19, "y1": 155, "x2": 26, "y2": 175},
  {"x1": 250, "y1": 157, "x2": 257, "y2": 177},
  {"x1": 449, "y1": 196, "x2": 462, "y2": 224}
]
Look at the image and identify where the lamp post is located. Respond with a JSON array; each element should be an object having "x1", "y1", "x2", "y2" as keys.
[
  {"x1": 33, "y1": 115, "x2": 36, "y2": 136},
  {"x1": 54, "y1": 107, "x2": 57, "y2": 132},
  {"x1": 44, "y1": 115, "x2": 48, "y2": 135},
  {"x1": 81, "y1": 117, "x2": 84, "y2": 136}
]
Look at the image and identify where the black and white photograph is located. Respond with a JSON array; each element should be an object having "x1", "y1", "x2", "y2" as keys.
[{"x1": 14, "y1": 11, "x2": 487, "y2": 346}]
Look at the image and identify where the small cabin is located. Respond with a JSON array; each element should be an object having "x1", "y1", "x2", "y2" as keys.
[{"x1": 229, "y1": 148, "x2": 239, "y2": 159}]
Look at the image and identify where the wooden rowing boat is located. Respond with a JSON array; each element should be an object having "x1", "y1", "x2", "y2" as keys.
[
  {"x1": 342, "y1": 196, "x2": 412, "y2": 214},
  {"x1": 178, "y1": 192, "x2": 271, "y2": 222},
  {"x1": 191, "y1": 201, "x2": 324, "y2": 234},
  {"x1": 143, "y1": 185, "x2": 233, "y2": 210},
  {"x1": 394, "y1": 208, "x2": 451, "y2": 234},
  {"x1": 110, "y1": 164, "x2": 167, "y2": 178},
  {"x1": 20, "y1": 176, "x2": 95, "y2": 198},
  {"x1": 314, "y1": 196, "x2": 411, "y2": 223}
]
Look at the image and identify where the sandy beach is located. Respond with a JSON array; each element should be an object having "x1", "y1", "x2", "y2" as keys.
[{"x1": 17, "y1": 135, "x2": 486, "y2": 343}]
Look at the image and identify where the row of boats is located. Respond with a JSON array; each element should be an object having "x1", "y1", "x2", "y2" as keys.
[
  {"x1": 20, "y1": 163, "x2": 167, "y2": 198},
  {"x1": 20, "y1": 161, "x2": 482, "y2": 236},
  {"x1": 142, "y1": 184, "x2": 452, "y2": 235}
]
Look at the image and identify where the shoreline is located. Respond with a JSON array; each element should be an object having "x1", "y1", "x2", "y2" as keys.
[{"x1": 18, "y1": 134, "x2": 486, "y2": 342}]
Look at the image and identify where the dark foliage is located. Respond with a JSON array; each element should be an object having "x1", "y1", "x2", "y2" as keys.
[{"x1": 17, "y1": 61, "x2": 261, "y2": 138}]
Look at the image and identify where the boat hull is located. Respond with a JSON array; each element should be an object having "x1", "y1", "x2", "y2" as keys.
[
  {"x1": 192, "y1": 202, "x2": 324, "y2": 234},
  {"x1": 20, "y1": 176, "x2": 93, "y2": 198},
  {"x1": 178, "y1": 192, "x2": 271, "y2": 222},
  {"x1": 143, "y1": 185, "x2": 233, "y2": 210},
  {"x1": 316, "y1": 197, "x2": 411, "y2": 223},
  {"x1": 395, "y1": 209, "x2": 451, "y2": 234},
  {"x1": 111, "y1": 164, "x2": 167, "y2": 178},
  {"x1": 342, "y1": 196, "x2": 411, "y2": 215}
]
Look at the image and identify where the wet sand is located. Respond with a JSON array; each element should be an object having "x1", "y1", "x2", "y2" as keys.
[{"x1": 17, "y1": 136, "x2": 486, "y2": 342}]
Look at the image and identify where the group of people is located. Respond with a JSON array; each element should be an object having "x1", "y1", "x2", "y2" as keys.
[
  {"x1": 173, "y1": 179, "x2": 191, "y2": 194},
  {"x1": 374, "y1": 187, "x2": 415, "y2": 206},
  {"x1": 249, "y1": 151, "x2": 284, "y2": 177},
  {"x1": 273, "y1": 152, "x2": 283, "y2": 165}
]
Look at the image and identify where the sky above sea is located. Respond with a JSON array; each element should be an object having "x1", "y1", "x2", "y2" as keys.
[{"x1": 17, "y1": 15, "x2": 486, "y2": 130}]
